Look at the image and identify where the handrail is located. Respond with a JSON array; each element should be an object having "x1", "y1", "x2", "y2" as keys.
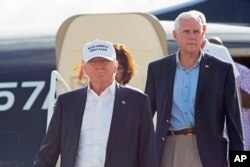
[{"x1": 47, "y1": 70, "x2": 71, "y2": 130}]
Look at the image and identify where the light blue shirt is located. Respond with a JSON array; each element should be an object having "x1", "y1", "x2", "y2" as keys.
[{"x1": 169, "y1": 51, "x2": 202, "y2": 131}]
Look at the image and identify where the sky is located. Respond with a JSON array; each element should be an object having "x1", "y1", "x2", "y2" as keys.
[
  {"x1": 0, "y1": 0, "x2": 197, "y2": 26},
  {"x1": 0, "y1": 0, "x2": 204, "y2": 39}
]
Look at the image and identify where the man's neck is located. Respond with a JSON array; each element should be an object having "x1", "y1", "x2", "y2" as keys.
[
  {"x1": 90, "y1": 80, "x2": 113, "y2": 96},
  {"x1": 201, "y1": 38, "x2": 207, "y2": 48},
  {"x1": 179, "y1": 52, "x2": 200, "y2": 69}
]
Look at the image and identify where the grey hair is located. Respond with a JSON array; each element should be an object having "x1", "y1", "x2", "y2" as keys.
[
  {"x1": 174, "y1": 11, "x2": 203, "y2": 31},
  {"x1": 189, "y1": 10, "x2": 206, "y2": 25}
]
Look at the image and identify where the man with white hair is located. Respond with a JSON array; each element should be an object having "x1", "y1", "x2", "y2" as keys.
[{"x1": 145, "y1": 11, "x2": 243, "y2": 167}]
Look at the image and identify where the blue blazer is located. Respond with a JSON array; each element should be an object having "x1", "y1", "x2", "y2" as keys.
[
  {"x1": 145, "y1": 53, "x2": 244, "y2": 167},
  {"x1": 34, "y1": 84, "x2": 158, "y2": 167}
]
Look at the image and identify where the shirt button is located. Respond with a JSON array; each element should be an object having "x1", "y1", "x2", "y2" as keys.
[
  {"x1": 162, "y1": 137, "x2": 165, "y2": 141},
  {"x1": 166, "y1": 119, "x2": 169, "y2": 123}
]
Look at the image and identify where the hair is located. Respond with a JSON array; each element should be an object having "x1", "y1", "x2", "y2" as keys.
[
  {"x1": 189, "y1": 10, "x2": 206, "y2": 25},
  {"x1": 174, "y1": 11, "x2": 203, "y2": 31},
  {"x1": 113, "y1": 44, "x2": 136, "y2": 85}
]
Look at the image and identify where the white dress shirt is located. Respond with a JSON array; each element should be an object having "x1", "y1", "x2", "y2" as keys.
[{"x1": 75, "y1": 81, "x2": 116, "y2": 167}]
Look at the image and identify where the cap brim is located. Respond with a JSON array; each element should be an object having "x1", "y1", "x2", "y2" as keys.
[{"x1": 85, "y1": 54, "x2": 115, "y2": 62}]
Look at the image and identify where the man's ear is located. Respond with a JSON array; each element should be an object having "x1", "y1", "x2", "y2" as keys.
[
  {"x1": 113, "y1": 61, "x2": 118, "y2": 73},
  {"x1": 203, "y1": 25, "x2": 207, "y2": 32},
  {"x1": 83, "y1": 63, "x2": 88, "y2": 75},
  {"x1": 202, "y1": 25, "x2": 206, "y2": 37},
  {"x1": 173, "y1": 30, "x2": 176, "y2": 40}
]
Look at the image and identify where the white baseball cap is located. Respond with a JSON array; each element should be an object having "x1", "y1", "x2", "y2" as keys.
[{"x1": 83, "y1": 39, "x2": 116, "y2": 62}]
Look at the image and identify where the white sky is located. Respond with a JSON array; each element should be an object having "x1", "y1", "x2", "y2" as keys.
[
  {"x1": 0, "y1": 0, "x2": 198, "y2": 26},
  {"x1": 0, "y1": 0, "x2": 204, "y2": 39}
]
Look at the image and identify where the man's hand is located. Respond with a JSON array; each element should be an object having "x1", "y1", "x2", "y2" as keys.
[{"x1": 240, "y1": 89, "x2": 250, "y2": 108}]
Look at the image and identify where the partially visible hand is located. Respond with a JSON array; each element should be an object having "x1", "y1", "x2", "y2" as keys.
[{"x1": 240, "y1": 89, "x2": 250, "y2": 108}]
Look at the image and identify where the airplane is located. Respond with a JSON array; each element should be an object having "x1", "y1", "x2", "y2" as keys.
[
  {"x1": 152, "y1": 0, "x2": 250, "y2": 25},
  {"x1": 1, "y1": 2, "x2": 250, "y2": 167},
  {"x1": 0, "y1": 27, "x2": 56, "y2": 166}
]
